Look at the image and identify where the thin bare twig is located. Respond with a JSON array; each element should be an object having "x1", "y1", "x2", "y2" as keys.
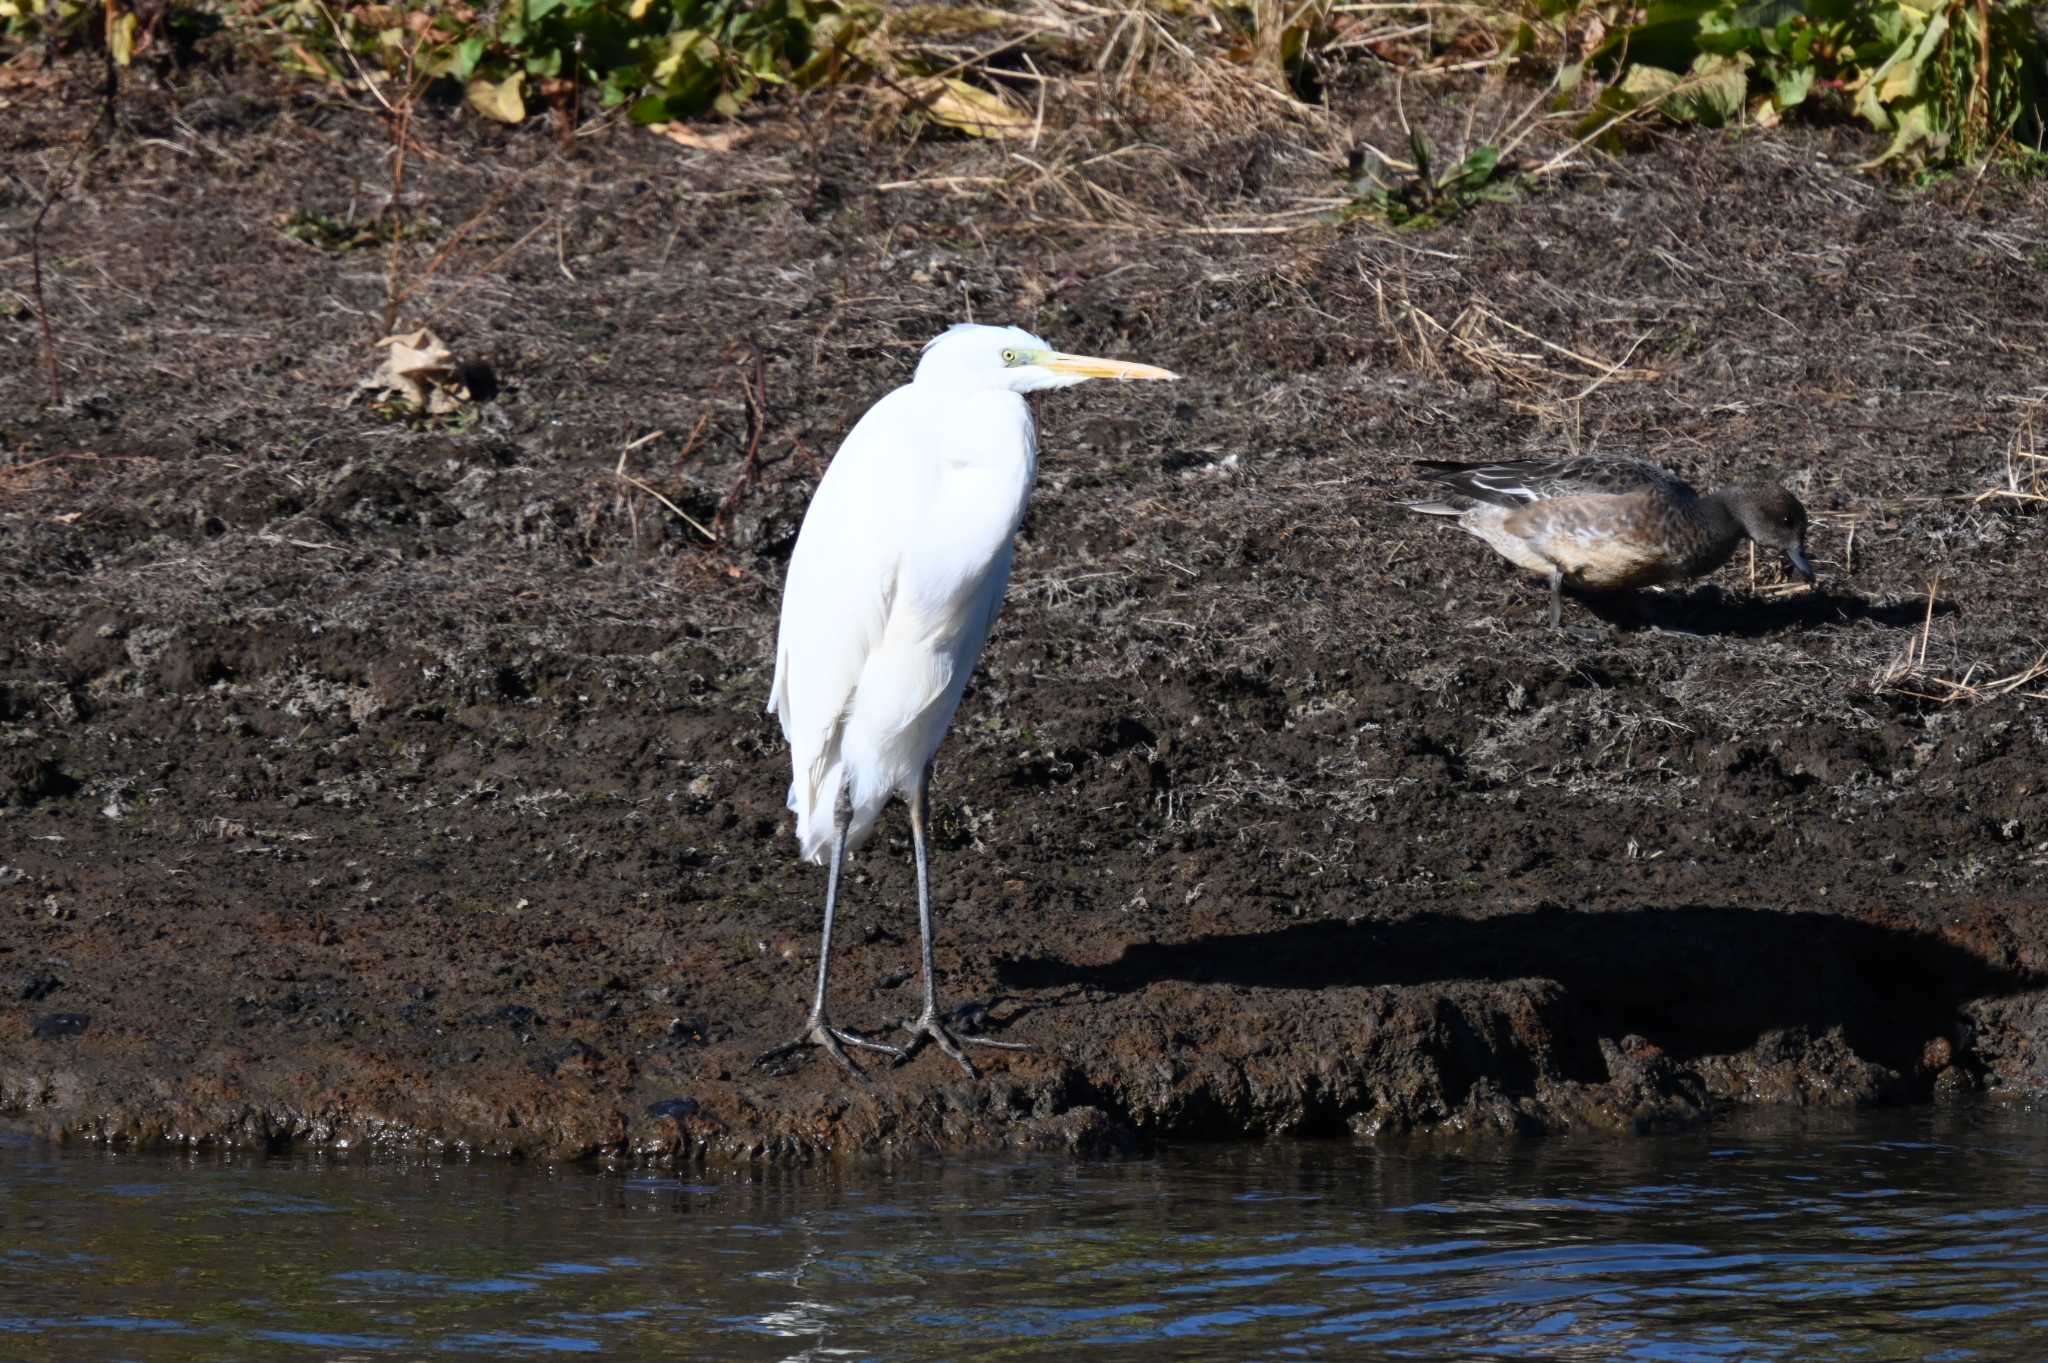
[
  {"x1": 614, "y1": 430, "x2": 716, "y2": 543},
  {"x1": 712, "y1": 345, "x2": 770, "y2": 540}
]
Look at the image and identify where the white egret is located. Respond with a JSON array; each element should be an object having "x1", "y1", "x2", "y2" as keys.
[{"x1": 760, "y1": 323, "x2": 1180, "y2": 1079}]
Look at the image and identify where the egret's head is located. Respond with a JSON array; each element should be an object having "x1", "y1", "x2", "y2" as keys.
[{"x1": 914, "y1": 323, "x2": 1179, "y2": 394}]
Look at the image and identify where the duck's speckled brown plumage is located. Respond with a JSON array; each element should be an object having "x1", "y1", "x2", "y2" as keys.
[{"x1": 1405, "y1": 457, "x2": 1814, "y2": 628}]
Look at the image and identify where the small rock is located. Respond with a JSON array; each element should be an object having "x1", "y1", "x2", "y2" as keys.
[
  {"x1": 32, "y1": 1013, "x2": 90, "y2": 1040},
  {"x1": 2, "y1": 756, "x2": 81, "y2": 809},
  {"x1": 646, "y1": 1098, "x2": 699, "y2": 1121},
  {"x1": 550, "y1": 1040, "x2": 603, "y2": 1076}
]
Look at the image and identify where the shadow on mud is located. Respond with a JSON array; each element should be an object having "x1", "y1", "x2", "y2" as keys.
[
  {"x1": 1000, "y1": 906, "x2": 2040, "y2": 1066},
  {"x1": 1581, "y1": 588, "x2": 1953, "y2": 638}
]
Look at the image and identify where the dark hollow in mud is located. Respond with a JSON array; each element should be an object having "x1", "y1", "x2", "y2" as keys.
[{"x1": 2, "y1": 67, "x2": 2046, "y2": 1164}]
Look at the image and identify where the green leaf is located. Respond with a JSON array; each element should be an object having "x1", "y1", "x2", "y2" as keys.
[
  {"x1": 1619, "y1": 63, "x2": 1682, "y2": 103},
  {"x1": 1874, "y1": 5, "x2": 1946, "y2": 103},
  {"x1": 1773, "y1": 62, "x2": 1814, "y2": 108},
  {"x1": 1673, "y1": 51, "x2": 1750, "y2": 125},
  {"x1": 1576, "y1": 84, "x2": 1650, "y2": 146},
  {"x1": 1862, "y1": 97, "x2": 1936, "y2": 165},
  {"x1": 627, "y1": 93, "x2": 672, "y2": 123},
  {"x1": 451, "y1": 34, "x2": 487, "y2": 81},
  {"x1": 1452, "y1": 144, "x2": 1500, "y2": 187},
  {"x1": 527, "y1": 0, "x2": 563, "y2": 21}
]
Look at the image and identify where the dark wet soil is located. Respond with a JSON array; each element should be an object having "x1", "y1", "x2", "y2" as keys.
[{"x1": 2, "y1": 61, "x2": 2046, "y2": 1164}]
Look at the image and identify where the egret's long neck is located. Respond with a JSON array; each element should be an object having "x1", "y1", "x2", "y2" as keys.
[{"x1": 893, "y1": 387, "x2": 1037, "y2": 616}]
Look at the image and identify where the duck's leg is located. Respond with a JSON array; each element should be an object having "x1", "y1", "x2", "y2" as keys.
[
  {"x1": 756, "y1": 811, "x2": 905, "y2": 1080},
  {"x1": 900, "y1": 770, "x2": 1029, "y2": 1078},
  {"x1": 1547, "y1": 567, "x2": 1565, "y2": 630}
]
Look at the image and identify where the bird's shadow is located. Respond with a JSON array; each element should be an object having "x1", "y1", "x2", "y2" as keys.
[
  {"x1": 999, "y1": 906, "x2": 2037, "y2": 1071},
  {"x1": 1578, "y1": 586, "x2": 1951, "y2": 639}
]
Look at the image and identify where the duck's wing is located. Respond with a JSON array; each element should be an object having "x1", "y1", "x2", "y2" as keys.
[
  {"x1": 1502, "y1": 489, "x2": 1675, "y2": 589},
  {"x1": 1413, "y1": 457, "x2": 1682, "y2": 509}
]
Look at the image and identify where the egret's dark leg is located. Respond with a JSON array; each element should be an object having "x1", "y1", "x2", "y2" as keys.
[
  {"x1": 900, "y1": 771, "x2": 1029, "y2": 1078},
  {"x1": 757, "y1": 810, "x2": 904, "y2": 1080}
]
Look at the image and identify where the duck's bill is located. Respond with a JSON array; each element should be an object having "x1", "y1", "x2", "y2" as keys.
[
  {"x1": 1042, "y1": 353, "x2": 1180, "y2": 382},
  {"x1": 1787, "y1": 546, "x2": 1816, "y2": 583}
]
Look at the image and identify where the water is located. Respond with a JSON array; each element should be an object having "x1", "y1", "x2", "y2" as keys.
[{"x1": 5, "y1": 1107, "x2": 2047, "y2": 1361}]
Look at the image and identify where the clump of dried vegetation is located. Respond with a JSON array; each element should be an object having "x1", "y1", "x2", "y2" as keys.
[
  {"x1": 6, "y1": 0, "x2": 2045, "y2": 174},
  {"x1": 1870, "y1": 405, "x2": 2048, "y2": 706}
]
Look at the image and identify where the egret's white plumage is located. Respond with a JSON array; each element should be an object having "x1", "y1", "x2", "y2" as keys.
[
  {"x1": 769, "y1": 329, "x2": 1040, "y2": 863},
  {"x1": 760, "y1": 323, "x2": 1179, "y2": 1078}
]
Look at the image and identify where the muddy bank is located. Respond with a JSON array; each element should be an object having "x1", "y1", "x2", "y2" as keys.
[{"x1": 3, "y1": 67, "x2": 2047, "y2": 1164}]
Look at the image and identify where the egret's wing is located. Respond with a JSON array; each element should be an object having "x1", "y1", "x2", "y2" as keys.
[
  {"x1": 767, "y1": 387, "x2": 920, "y2": 835},
  {"x1": 1414, "y1": 457, "x2": 1680, "y2": 508}
]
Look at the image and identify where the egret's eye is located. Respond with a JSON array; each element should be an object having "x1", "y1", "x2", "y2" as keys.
[{"x1": 1000, "y1": 348, "x2": 1020, "y2": 365}]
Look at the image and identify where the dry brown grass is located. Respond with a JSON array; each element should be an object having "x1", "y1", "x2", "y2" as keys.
[
  {"x1": 1874, "y1": 576, "x2": 2048, "y2": 703},
  {"x1": 846, "y1": 0, "x2": 1600, "y2": 235},
  {"x1": 1370, "y1": 280, "x2": 1658, "y2": 405},
  {"x1": 1870, "y1": 403, "x2": 2048, "y2": 704},
  {"x1": 1972, "y1": 401, "x2": 2048, "y2": 508}
]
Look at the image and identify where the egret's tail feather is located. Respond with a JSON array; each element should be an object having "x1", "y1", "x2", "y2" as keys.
[{"x1": 790, "y1": 761, "x2": 845, "y2": 865}]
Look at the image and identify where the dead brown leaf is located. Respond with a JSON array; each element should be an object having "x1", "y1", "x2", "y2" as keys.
[
  {"x1": 908, "y1": 77, "x2": 1033, "y2": 139},
  {"x1": 366, "y1": 328, "x2": 465, "y2": 413},
  {"x1": 647, "y1": 122, "x2": 749, "y2": 153}
]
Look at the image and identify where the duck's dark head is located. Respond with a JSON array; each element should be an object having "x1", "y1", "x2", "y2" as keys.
[{"x1": 1733, "y1": 483, "x2": 1813, "y2": 583}]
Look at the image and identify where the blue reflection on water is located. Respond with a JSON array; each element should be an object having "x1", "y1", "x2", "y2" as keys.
[{"x1": 1, "y1": 1106, "x2": 2045, "y2": 1360}]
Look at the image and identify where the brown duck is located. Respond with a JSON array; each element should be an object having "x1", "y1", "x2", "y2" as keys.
[{"x1": 1405, "y1": 457, "x2": 1814, "y2": 629}]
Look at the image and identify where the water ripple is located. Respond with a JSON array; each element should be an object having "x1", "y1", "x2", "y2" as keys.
[{"x1": 4, "y1": 1107, "x2": 2046, "y2": 1360}]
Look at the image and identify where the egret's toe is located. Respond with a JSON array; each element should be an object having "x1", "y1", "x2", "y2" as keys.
[
  {"x1": 756, "y1": 1017, "x2": 901, "y2": 1083},
  {"x1": 899, "y1": 1007, "x2": 1030, "y2": 1080}
]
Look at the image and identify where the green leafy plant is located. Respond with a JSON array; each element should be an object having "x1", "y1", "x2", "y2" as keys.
[
  {"x1": 1336, "y1": 130, "x2": 1527, "y2": 227},
  {"x1": 1556, "y1": 0, "x2": 2046, "y2": 166},
  {"x1": 278, "y1": 210, "x2": 406, "y2": 249},
  {"x1": 3, "y1": 0, "x2": 158, "y2": 64},
  {"x1": 262, "y1": 0, "x2": 874, "y2": 124},
  {"x1": 1, "y1": 0, "x2": 91, "y2": 45}
]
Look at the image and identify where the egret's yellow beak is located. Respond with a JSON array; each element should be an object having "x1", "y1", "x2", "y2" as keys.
[{"x1": 1040, "y1": 353, "x2": 1181, "y2": 382}]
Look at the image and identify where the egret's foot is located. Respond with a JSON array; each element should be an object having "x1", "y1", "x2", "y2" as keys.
[
  {"x1": 899, "y1": 1007, "x2": 1030, "y2": 1080},
  {"x1": 756, "y1": 1017, "x2": 905, "y2": 1081}
]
